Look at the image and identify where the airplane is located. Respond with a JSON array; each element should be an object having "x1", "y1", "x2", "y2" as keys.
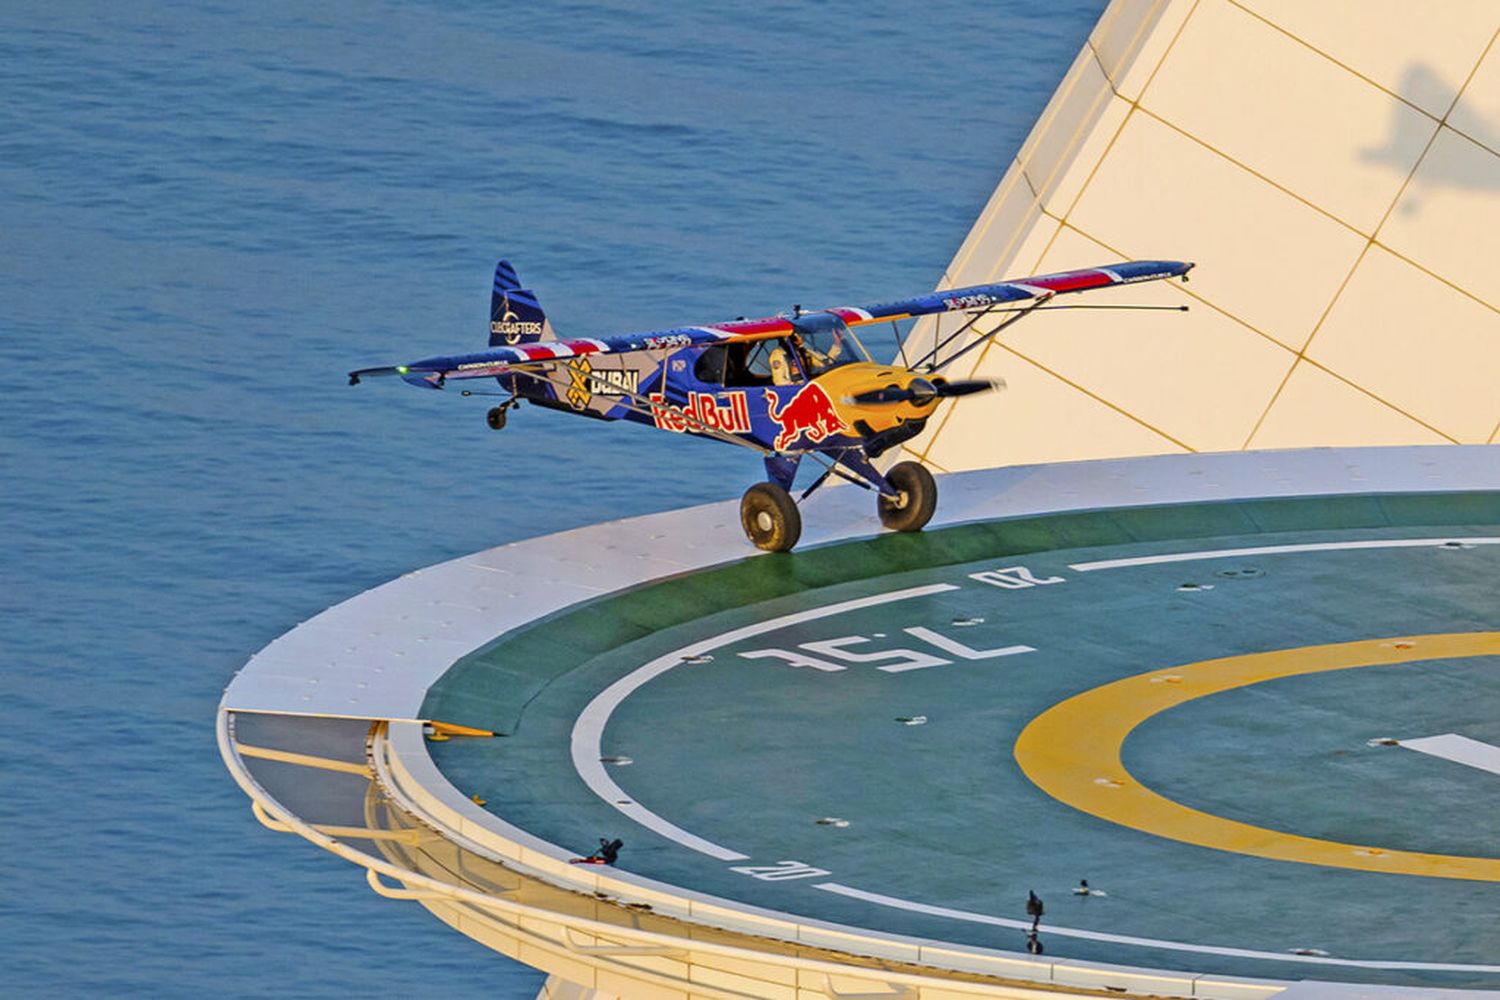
[{"x1": 350, "y1": 257, "x2": 1194, "y2": 551}]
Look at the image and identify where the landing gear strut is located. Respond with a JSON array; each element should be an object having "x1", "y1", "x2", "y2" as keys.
[
  {"x1": 740, "y1": 481, "x2": 802, "y2": 553},
  {"x1": 877, "y1": 461, "x2": 936, "y2": 532}
]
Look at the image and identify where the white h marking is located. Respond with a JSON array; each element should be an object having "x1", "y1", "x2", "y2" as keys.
[{"x1": 1399, "y1": 734, "x2": 1500, "y2": 777}]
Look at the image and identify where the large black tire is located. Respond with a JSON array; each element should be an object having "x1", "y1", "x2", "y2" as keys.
[
  {"x1": 740, "y1": 482, "x2": 802, "y2": 552},
  {"x1": 877, "y1": 461, "x2": 936, "y2": 532},
  {"x1": 486, "y1": 406, "x2": 507, "y2": 430}
]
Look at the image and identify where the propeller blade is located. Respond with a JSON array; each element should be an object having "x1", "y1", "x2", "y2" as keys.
[
  {"x1": 934, "y1": 377, "x2": 1003, "y2": 398},
  {"x1": 845, "y1": 376, "x2": 1004, "y2": 406}
]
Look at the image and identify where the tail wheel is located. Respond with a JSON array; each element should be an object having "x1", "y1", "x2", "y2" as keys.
[
  {"x1": 877, "y1": 461, "x2": 937, "y2": 532},
  {"x1": 486, "y1": 406, "x2": 508, "y2": 430},
  {"x1": 740, "y1": 482, "x2": 802, "y2": 552}
]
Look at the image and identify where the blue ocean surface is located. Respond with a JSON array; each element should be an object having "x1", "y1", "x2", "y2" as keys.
[{"x1": 0, "y1": 2, "x2": 1102, "y2": 995}]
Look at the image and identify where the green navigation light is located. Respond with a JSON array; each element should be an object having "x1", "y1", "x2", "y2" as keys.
[{"x1": 396, "y1": 365, "x2": 409, "y2": 374}]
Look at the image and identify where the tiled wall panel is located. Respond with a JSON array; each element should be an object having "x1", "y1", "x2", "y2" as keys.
[{"x1": 907, "y1": 0, "x2": 1499, "y2": 471}]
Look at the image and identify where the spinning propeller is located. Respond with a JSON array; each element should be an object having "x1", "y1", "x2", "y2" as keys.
[{"x1": 846, "y1": 376, "x2": 1003, "y2": 407}]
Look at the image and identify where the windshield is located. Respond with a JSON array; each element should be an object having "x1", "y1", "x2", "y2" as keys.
[{"x1": 791, "y1": 312, "x2": 869, "y2": 376}]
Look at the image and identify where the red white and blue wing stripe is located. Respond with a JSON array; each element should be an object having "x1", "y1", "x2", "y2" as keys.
[{"x1": 351, "y1": 260, "x2": 1191, "y2": 387}]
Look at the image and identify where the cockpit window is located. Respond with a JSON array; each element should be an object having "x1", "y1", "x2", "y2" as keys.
[
  {"x1": 745, "y1": 339, "x2": 802, "y2": 385},
  {"x1": 790, "y1": 313, "x2": 869, "y2": 376},
  {"x1": 697, "y1": 316, "x2": 868, "y2": 387},
  {"x1": 694, "y1": 345, "x2": 728, "y2": 384},
  {"x1": 712, "y1": 339, "x2": 806, "y2": 387}
]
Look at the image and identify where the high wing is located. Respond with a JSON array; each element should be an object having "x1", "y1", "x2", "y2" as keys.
[
  {"x1": 349, "y1": 260, "x2": 1192, "y2": 388},
  {"x1": 852, "y1": 259, "x2": 1192, "y2": 323}
]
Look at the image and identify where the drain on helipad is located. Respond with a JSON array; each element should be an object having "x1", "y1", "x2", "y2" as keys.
[
  {"x1": 1214, "y1": 566, "x2": 1264, "y2": 579},
  {"x1": 815, "y1": 817, "x2": 850, "y2": 827},
  {"x1": 1440, "y1": 540, "x2": 1475, "y2": 550},
  {"x1": 1177, "y1": 582, "x2": 1215, "y2": 592},
  {"x1": 952, "y1": 616, "x2": 985, "y2": 627},
  {"x1": 895, "y1": 715, "x2": 928, "y2": 726},
  {"x1": 681, "y1": 653, "x2": 714, "y2": 665},
  {"x1": 600, "y1": 755, "x2": 634, "y2": 765},
  {"x1": 1366, "y1": 737, "x2": 1400, "y2": 747}
]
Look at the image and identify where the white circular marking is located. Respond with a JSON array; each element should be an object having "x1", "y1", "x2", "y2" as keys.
[
  {"x1": 814, "y1": 883, "x2": 1500, "y2": 973},
  {"x1": 570, "y1": 584, "x2": 957, "y2": 861},
  {"x1": 1069, "y1": 537, "x2": 1500, "y2": 573}
]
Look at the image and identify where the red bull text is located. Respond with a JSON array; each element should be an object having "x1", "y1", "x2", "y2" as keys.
[
  {"x1": 649, "y1": 392, "x2": 752, "y2": 434},
  {"x1": 765, "y1": 383, "x2": 848, "y2": 451}
]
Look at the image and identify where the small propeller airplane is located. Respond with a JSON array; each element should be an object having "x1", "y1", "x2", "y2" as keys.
[{"x1": 351, "y1": 258, "x2": 1193, "y2": 551}]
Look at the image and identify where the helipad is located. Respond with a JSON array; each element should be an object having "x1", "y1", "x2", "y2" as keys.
[{"x1": 221, "y1": 446, "x2": 1500, "y2": 999}]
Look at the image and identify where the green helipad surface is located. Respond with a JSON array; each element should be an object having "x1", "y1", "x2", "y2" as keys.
[{"x1": 424, "y1": 493, "x2": 1500, "y2": 989}]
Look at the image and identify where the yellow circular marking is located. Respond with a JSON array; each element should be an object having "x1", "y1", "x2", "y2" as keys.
[{"x1": 1014, "y1": 633, "x2": 1500, "y2": 881}]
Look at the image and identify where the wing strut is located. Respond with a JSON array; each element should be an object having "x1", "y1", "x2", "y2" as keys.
[{"x1": 911, "y1": 292, "x2": 1054, "y2": 373}]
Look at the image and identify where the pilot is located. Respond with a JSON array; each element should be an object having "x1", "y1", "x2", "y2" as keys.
[
  {"x1": 768, "y1": 346, "x2": 795, "y2": 385},
  {"x1": 792, "y1": 332, "x2": 840, "y2": 375}
]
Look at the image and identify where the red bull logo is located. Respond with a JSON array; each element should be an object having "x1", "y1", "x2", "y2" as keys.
[
  {"x1": 649, "y1": 391, "x2": 752, "y2": 434},
  {"x1": 765, "y1": 383, "x2": 847, "y2": 451}
]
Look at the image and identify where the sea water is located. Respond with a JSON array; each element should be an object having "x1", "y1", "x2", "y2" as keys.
[{"x1": 0, "y1": 2, "x2": 1102, "y2": 995}]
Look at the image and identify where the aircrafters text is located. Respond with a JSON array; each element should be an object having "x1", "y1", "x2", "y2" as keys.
[
  {"x1": 491, "y1": 319, "x2": 544, "y2": 340},
  {"x1": 649, "y1": 392, "x2": 752, "y2": 434}
]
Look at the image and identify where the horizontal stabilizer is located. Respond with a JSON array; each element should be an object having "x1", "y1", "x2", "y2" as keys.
[{"x1": 347, "y1": 365, "x2": 445, "y2": 388}]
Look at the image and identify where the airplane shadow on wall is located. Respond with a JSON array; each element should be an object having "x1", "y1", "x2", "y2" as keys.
[{"x1": 1360, "y1": 64, "x2": 1500, "y2": 214}]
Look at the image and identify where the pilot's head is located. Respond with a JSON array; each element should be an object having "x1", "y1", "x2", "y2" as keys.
[{"x1": 768, "y1": 347, "x2": 792, "y2": 385}]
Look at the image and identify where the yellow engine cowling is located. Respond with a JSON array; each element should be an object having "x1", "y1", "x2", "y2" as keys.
[{"x1": 813, "y1": 363, "x2": 945, "y2": 435}]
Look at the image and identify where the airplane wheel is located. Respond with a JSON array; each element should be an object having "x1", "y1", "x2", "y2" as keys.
[
  {"x1": 486, "y1": 406, "x2": 507, "y2": 430},
  {"x1": 740, "y1": 482, "x2": 802, "y2": 553},
  {"x1": 877, "y1": 461, "x2": 936, "y2": 532}
]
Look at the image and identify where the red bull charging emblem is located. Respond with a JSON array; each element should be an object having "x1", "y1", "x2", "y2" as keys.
[{"x1": 764, "y1": 383, "x2": 847, "y2": 451}]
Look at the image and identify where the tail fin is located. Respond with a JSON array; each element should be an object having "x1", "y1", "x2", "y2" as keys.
[{"x1": 489, "y1": 259, "x2": 553, "y2": 346}]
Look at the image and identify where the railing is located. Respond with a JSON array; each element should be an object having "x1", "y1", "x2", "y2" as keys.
[{"x1": 220, "y1": 707, "x2": 1286, "y2": 1000}]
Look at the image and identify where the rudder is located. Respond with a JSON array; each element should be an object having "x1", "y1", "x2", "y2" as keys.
[{"x1": 489, "y1": 259, "x2": 552, "y2": 346}]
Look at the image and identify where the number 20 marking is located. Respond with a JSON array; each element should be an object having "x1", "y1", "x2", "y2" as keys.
[
  {"x1": 729, "y1": 860, "x2": 829, "y2": 881},
  {"x1": 969, "y1": 565, "x2": 1065, "y2": 590}
]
